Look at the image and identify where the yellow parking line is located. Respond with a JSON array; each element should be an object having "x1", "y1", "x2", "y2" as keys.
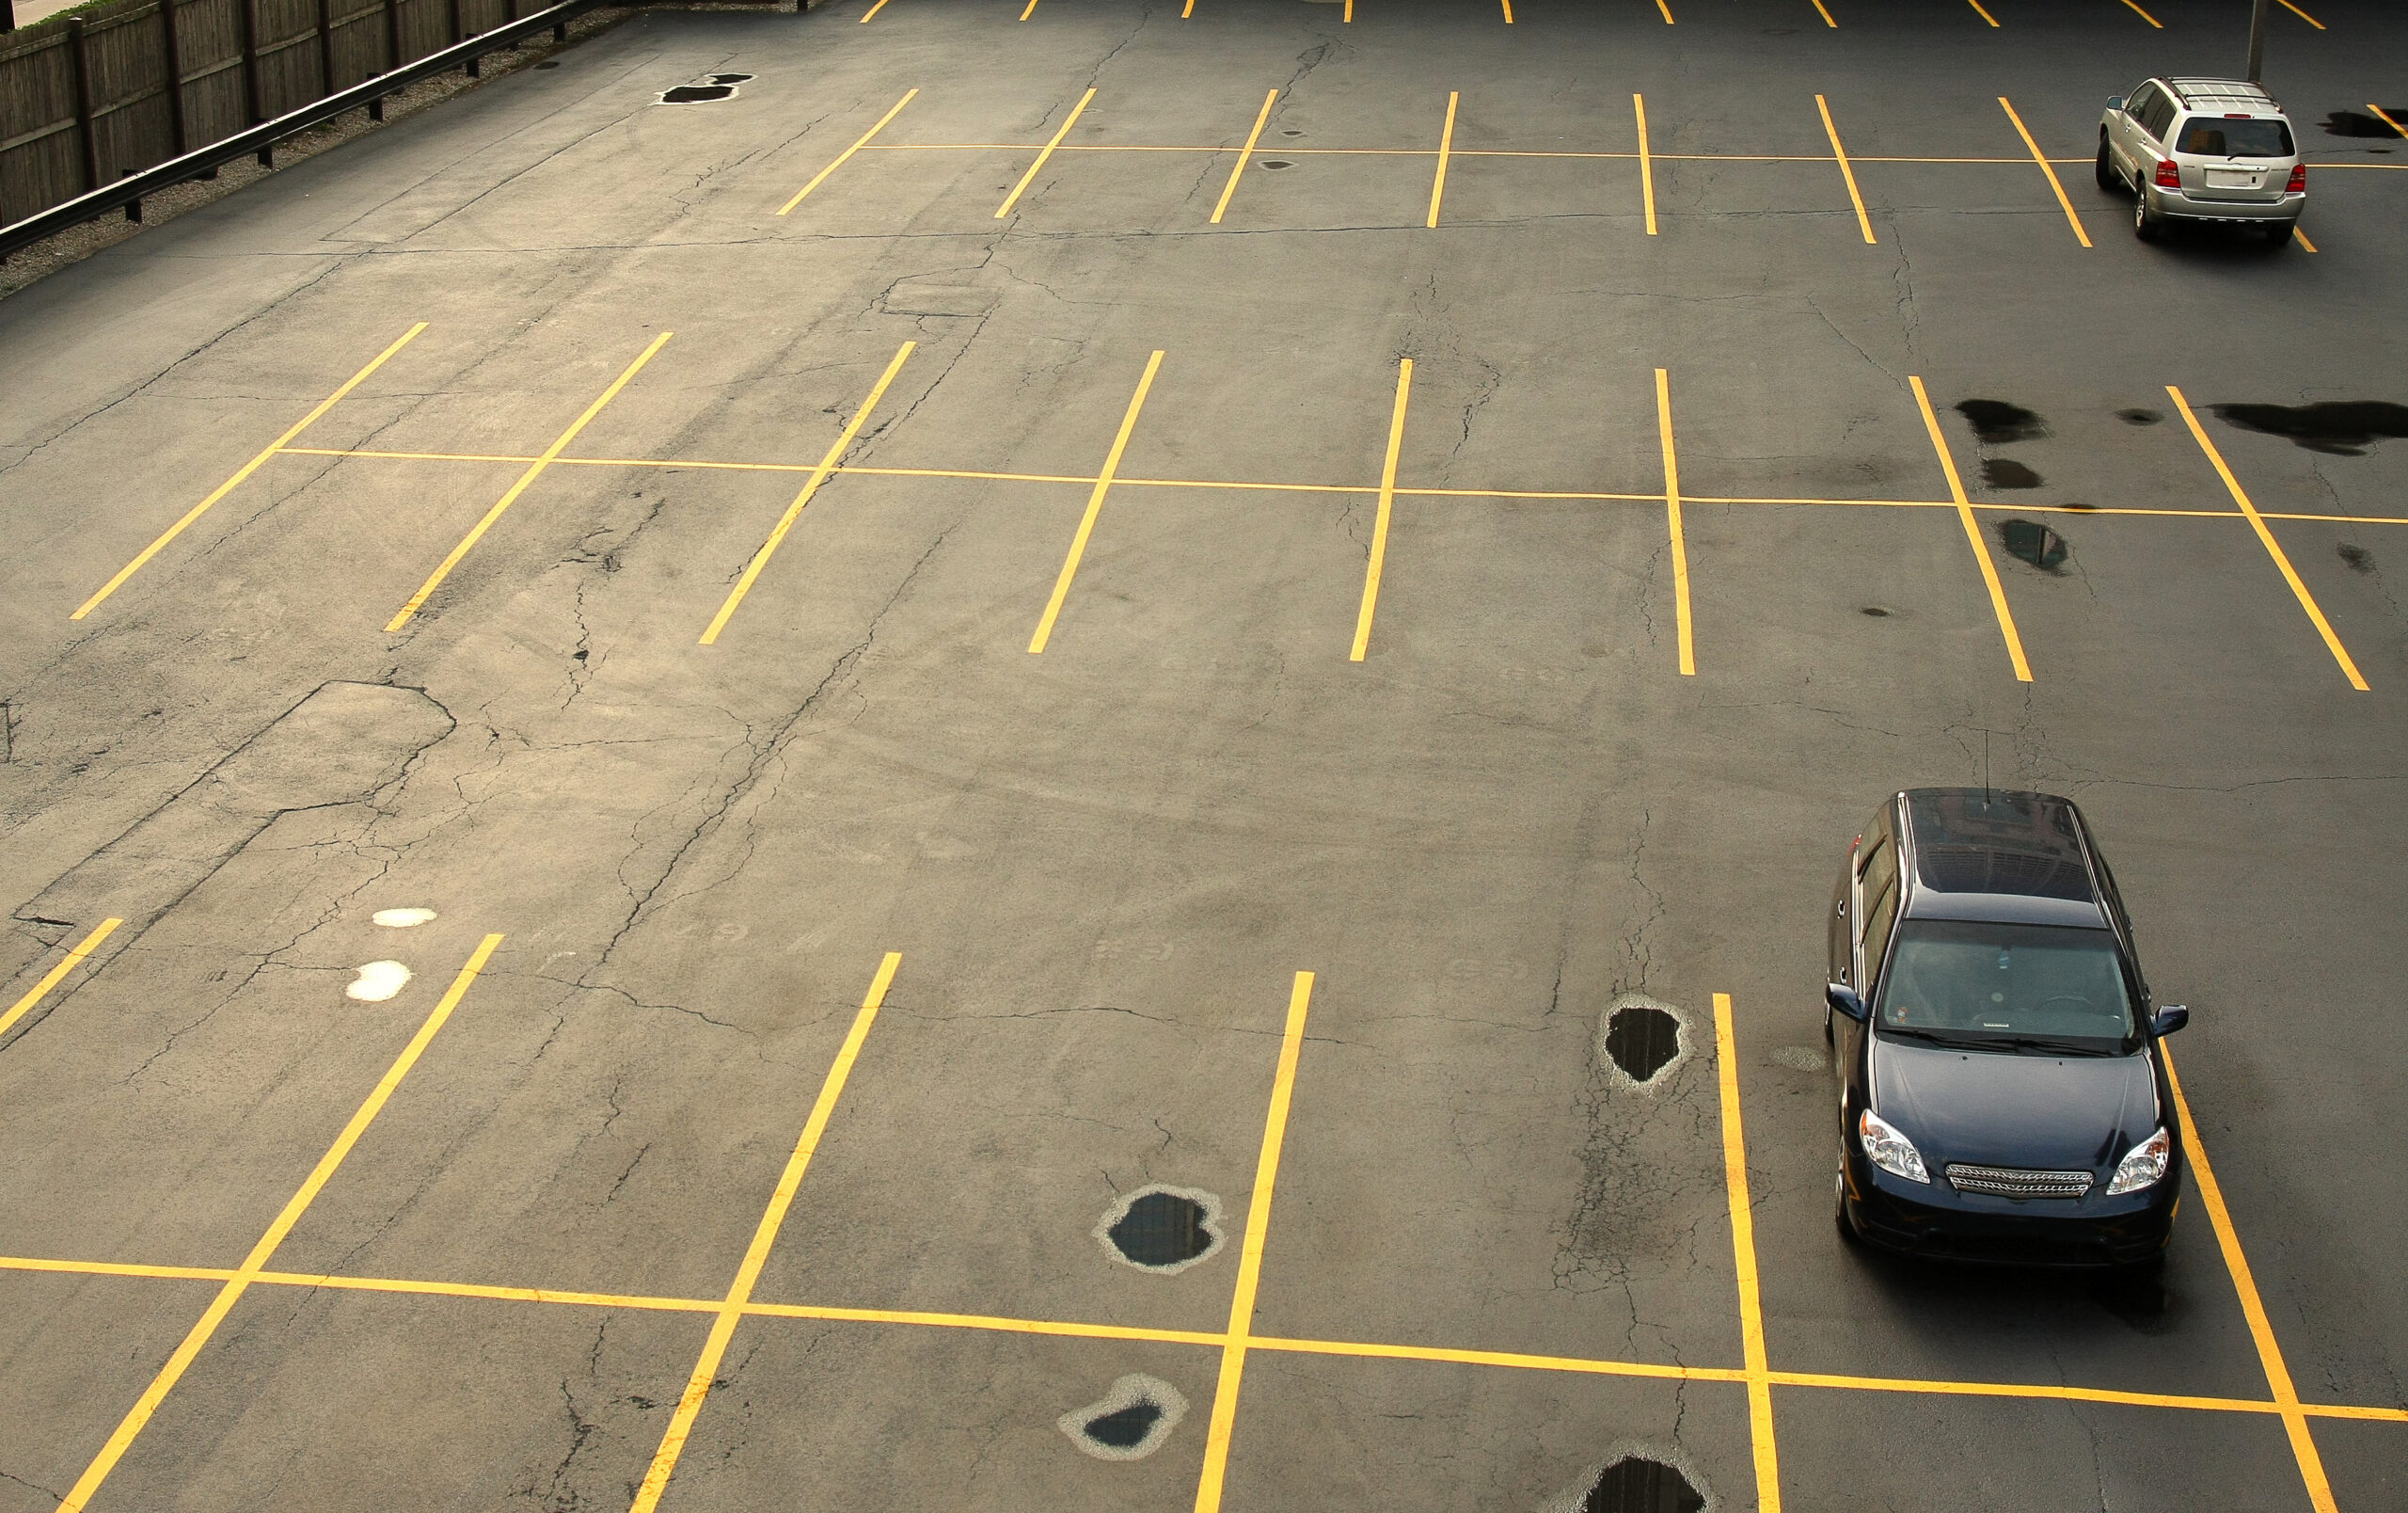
[
  {"x1": 56, "y1": 933, "x2": 502, "y2": 1513},
  {"x1": 72, "y1": 324, "x2": 427, "y2": 620},
  {"x1": 2368, "y1": 104, "x2": 2408, "y2": 140},
  {"x1": 387, "y1": 334, "x2": 670, "y2": 633},
  {"x1": 2116, "y1": 0, "x2": 2162, "y2": 27},
  {"x1": 1018, "y1": 0, "x2": 1038, "y2": 16},
  {"x1": 699, "y1": 342, "x2": 916, "y2": 645},
  {"x1": 1254, "y1": 1333, "x2": 1745, "y2": 1380},
  {"x1": 1811, "y1": 0, "x2": 1835, "y2": 23},
  {"x1": 1028, "y1": 352, "x2": 1164, "y2": 653},
  {"x1": 1909, "y1": 375, "x2": 2035, "y2": 682},
  {"x1": 1816, "y1": 95, "x2": 1877, "y2": 244},
  {"x1": 2000, "y1": 97, "x2": 2092, "y2": 246},
  {"x1": 2163, "y1": 1044, "x2": 2339, "y2": 1512},
  {"x1": 1634, "y1": 94, "x2": 1657, "y2": 234},
  {"x1": 1351, "y1": 359, "x2": 1414, "y2": 662},
  {"x1": 0, "y1": 917, "x2": 120, "y2": 1043},
  {"x1": 995, "y1": 88, "x2": 1095, "y2": 216},
  {"x1": 628, "y1": 952, "x2": 901, "y2": 1513},
  {"x1": 2279, "y1": 0, "x2": 2323, "y2": 27},
  {"x1": 2167, "y1": 387, "x2": 2368, "y2": 690},
  {"x1": 859, "y1": 0, "x2": 890, "y2": 18},
  {"x1": 1714, "y1": 995, "x2": 1783, "y2": 1513},
  {"x1": 1656, "y1": 369, "x2": 1694, "y2": 676},
  {"x1": 1212, "y1": 89, "x2": 1279, "y2": 224},
  {"x1": 1964, "y1": 0, "x2": 1998, "y2": 24},
  {"x1": 779, "y1": 88, "x2": 917, "y2": 213},
  {"x1": 1193, "y1": 971, "x2": 1315, "y2": 1513},
  {"x1": 1656, "y1": 0, "x2": 1674, "y2": 21},
  {"x1": 1500, "y1": 0, "x2": 1513, "y2": 18},
  {"x1": 1427, "y1": 92, "x2": 1459, "y2": 228},
  {"x1": 2293, "y1": 226, "x2": 2318, "y2": 251}
]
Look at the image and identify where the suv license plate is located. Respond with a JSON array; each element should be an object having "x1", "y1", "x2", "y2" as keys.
[{"x1": 2206, "y1": 167, "x2": 2264, "y2": 189}]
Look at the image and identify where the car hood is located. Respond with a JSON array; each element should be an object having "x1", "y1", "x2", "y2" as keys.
[{"x1": 1871, "y1": 1038, "x2": 2158, "y2": 1171}]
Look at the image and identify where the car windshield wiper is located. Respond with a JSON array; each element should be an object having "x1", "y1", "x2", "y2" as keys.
[
  {"x1": 1983, "y1": 1034, "x2": 2117, "y2": 1058},
  {"x1": 1878, "y1": 1025, "x2": 1993, "y2": 1051}
]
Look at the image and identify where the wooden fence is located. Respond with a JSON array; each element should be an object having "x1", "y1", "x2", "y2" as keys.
[{"x1": 2, "y1": 0, "x2": 682, "y2": 229}]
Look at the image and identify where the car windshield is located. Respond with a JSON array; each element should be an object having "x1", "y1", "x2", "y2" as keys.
[
  {"x1": 2178, "y1": 119, "x2": 2294, "y2": 158},
  {"x1": 1874, "y1": 920, "x2": 2135, "y2": 1054}
]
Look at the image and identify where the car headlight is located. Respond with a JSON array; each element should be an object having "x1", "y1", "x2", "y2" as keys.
[
  {"x1": 2108, "y1": 1126, "x2": 2173, "y2": 1195},
  {"x1": 1858, "y1": 1108, "x2": 1929, "y2": 1184}
]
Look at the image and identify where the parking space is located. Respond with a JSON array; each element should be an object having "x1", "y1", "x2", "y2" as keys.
[{"x1": 5, "y1": 0, "x2": 2408, "y2": 1509}]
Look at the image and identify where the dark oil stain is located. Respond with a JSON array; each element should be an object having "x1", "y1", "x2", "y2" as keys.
[
  {"x1": 2116, "y1": 408, "x2": 2162, "y2": 426},
  {"x1": 1107, "y1": 1191, "x2": 1215, "y2": 1268},
  {"x1": 659, "y1": 84, "x2": 735, "y2": 104},
  {"x1": 1584, "y1": 1457, "x2": 1705, "y2": 1513},
  {"x1": 2210, "y1": 401, "x2": 2408, "y2": 456},
  {"x1": 1279, "y1": 128, "x2": 1306, "y2": 136},
  {"x1": 1998, "y1": 519, "x2": 2069, "y2": 573},
  {"x1": 1259, "y1": 160, "x2": 1294, "y2": 169},
  {"x1": 2320, "y1": 109, "x2": 2408, "y2": 139},
  {"x1": 2338, "y1": 543, "x2": 2374, "y2": 573},
  {"x1": 710, "y1": 72, "x2": 752, "y2": 83},
  {"x1": 1982, "y1": 458, "x2": 2044, "y2": 489},
  {"x1": 533, "y1": 59, "x2": 560, "y2": 68},
  {"x1": 2060, "y1": 502, "x2": 2100, "y2": 511},
  {"x1": 1084, "y1": 1401, "x2": 1163, "y2": 1449},
  {"x1": 1604, "y1": 1006, "x2": 1681, "y2": 1082},
  {"x1": 1955, "y1": 399, "x2": 2048, "y2": 445},
  {"x1": 1861, "y1": 606, "x2": 1892, "y2": 617}
]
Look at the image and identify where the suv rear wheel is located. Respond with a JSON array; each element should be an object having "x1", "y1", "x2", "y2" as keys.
[{"x1": 2133, "y1": 193, "x2": 2162, "y2": 241}]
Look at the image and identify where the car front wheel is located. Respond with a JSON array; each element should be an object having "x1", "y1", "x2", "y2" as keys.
[{"x1": 2096, "y1": 135, "x2": 2118, "y2": 191}]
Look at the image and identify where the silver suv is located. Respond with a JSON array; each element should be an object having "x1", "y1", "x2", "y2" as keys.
[{"x1": 2097, "y1": 78, "x2": 2305, "y2": 247}]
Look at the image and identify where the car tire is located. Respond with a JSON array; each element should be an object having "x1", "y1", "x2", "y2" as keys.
[
  {"x1": 2262, "y1": 222, "x2": 2293, "y2": 251},
  {"x1": 2133, "y1": 193, "x2": 2162, "y2": 242},
  {"x1": 2095, "y1": 136, "x2": 2118, "y2": 191},
  {"x1": 1833, "y1": 1169, "x2": 1861, "y2": 1245}
]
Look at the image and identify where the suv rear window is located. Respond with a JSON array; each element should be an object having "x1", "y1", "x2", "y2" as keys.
[{"x1": 2177, "y1": 118, "x2": 2294, "y2": 158}]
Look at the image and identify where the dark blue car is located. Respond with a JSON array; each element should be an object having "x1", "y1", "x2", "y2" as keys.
[{"x1": 1826, "y1": 788, "x2": 2189, "y2": 1269}]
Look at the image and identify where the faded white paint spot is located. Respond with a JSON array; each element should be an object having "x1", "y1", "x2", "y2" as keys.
[
  {"x1": 1057, "y1": 1374, "x2": 1187, "y2": 1461},
  {"x1": 372, "y1": 908, "x2": 437, "y2": 928},
  {"x1": 347, "y1": 961, "x2": 412, "y2": 1001}
]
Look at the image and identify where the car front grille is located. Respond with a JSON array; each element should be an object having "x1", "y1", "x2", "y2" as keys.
[{"x1": 1944, "y1": 1164, "x2": 2094, "y2": 1200}]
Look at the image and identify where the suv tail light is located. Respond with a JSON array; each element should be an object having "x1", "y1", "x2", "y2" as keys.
[
  {"x1": 2153, "y1": 158, "x2": 2181, "y2": 189},
  {"x1": 2287, "y1": 163, "x2": 2307, "y2": 193}
]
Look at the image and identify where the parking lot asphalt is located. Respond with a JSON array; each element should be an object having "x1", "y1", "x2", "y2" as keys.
[{"x1": 1, "y1": 0, "x2": 2405, "y2": 1508}]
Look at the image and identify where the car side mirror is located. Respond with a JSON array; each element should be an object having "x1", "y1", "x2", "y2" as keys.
[
  {"x1": 2151, "y1": 1004, "x2": 2189, "y2": 1037},
  {"x1": 2107, "y1": 96, "x2": 2125, "y2": 111},
  {"x1": 1827, "y1": 983, "x2": 1869, "y2": 1023}
]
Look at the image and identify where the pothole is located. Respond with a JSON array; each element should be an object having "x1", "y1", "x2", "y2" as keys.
[
  {"x1": 372, "y1": 907, "x2": 437, "y2": 928},
  {"x1": 2115, "y1": 407, "x2": 2162, "y2": 426},
  {"x1": 1859, "y1": 605, "x2": 1891, "y2": 617},
  {"x1": 1279, "y1": 128, "x2": 1306, "y2": 136},
  {"x1": 1058, "y1": 1374, "x2": 1187, "y2": 1460},
  {"x1": 1954, "y1": 398, "x2": 2048, "y2": 444},
  {"x1": 1095, "y1": 1185, "x2": 1224, "y2": 1273},
  {"x1": 709, "y1": 72, "x2": 752, "y2": 83},
  {"x1": 1259, "y1": 159, "x2": 1294, "y2": 169},
  {"x1": 659, "y1": 78, "x2": 745, "y2": 104},
  {"x1": 2338, "y1": 543, "x2": 2374, "y2": 573},
  {"x1": 1997, "y1": 518, "x2": 2068, "y2": 572},
  {"x1": 346, "y1": 961, "x2": 412, "y2": 1001},
  {"x1": 1582, "y1": 1457, "x2": 1705, "y2": 1513},
  {"x1": 2209, "y1": 400, "x2": 2408, "y2": 456},
  {"x1": 1981, "y1": 458, "x2": 2043, "y2": 489},
  {"x1": 1598, "y1": 995, "x2": 1686, "y2": 1085}
]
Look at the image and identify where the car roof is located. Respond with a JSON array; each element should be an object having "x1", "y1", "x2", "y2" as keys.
[
  {"x1": 2163, "y1": 78, "x2": 2282, "y2": 114},
  {"x1": 1895, "y1": 788, "x2": 2110, "y2": 929}
]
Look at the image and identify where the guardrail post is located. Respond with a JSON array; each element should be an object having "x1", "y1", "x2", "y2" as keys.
[
  {"x1": 159, "y1": 0, "x2": 190, "y2": 155},
  {"x1": 372, "y1": 0, "x2": 401, "y2": 118},
  {"x1": 452, "y1": 0, "x2": 478, "y2": 76},
  {"x1": 314, "y1": 0, "x2": 336, "y2": 98},
  {"x1": 238, "y1": 0, "x2": 264, "y2": 124},
  {"x1": 69, "y1": 18, "x2": 102, "y2": 193}
]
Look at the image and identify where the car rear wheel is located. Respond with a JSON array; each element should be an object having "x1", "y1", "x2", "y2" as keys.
[
  {"x1": 2095, "y1": 136, "x2": 2118, "y2": 191},
  {"x1": 2262, "y1": 222, "x2": 2293, "y2": 250},
  {"x1": 2133, "y1": 193, "x2": 2162, "y2": 242}
]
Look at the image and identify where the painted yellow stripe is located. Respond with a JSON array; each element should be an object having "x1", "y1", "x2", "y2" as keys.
[
  {"x1": 628, "y1": 951, "x2": 900, "y2": 1513},
  {"x1": 57, "y1": 932, "x2": 501, "y2": 1513},
  {"x1": 1910, "y1": 375, "x2": 2034, "y2": 682},
  {"x1": 1027, "y1": 351, "x2": 1164, "y2": 654},
  {"x1": 1192, "y1": 972, "x2": 1314, "y2": 1513},
  {"x1": 1811, "y1": 0, "x2": 1835, "y2": 24},
  {"x1": 2116, "y1": 0, "x2": 2162, "y2": 27},
  {"x1": 1965, "y1": 0, "x2": 1998, "y2": 24},
  {"x1": 1018, "y1": 0, "x2": 1038, "y2": 15},
  {"x1": 779, "y1": 89, "x2": 916, "y2": 213},
  {"x1": 2000, "y1": 97, "x2": 2091, "y2": 246},
  {"x1": 1634, "y1": 94, "x2": 1657, "y2": 234},
  {"x1": 387, "y1": 335, "x2": 670, "y2": 632},
  {"x1": 1656, "y1": 369, "x2": 1695, "y2": 676},
  {"x1": 2167, "y1": 386, "x2": 2368, "y2": 690},
  {"x1": 0, "y1": 918, "x2": 119, "y2": 1042},
  {"x1": 2367, "y1": 104, "x2": 2408, "y2": 140},
  {"x1": 1212, "y1": 90, "x2": 1279, "y2": 224},
  {"x1": 699, "y1": 342, "x2": 915, "y2": 645},
  {"x1": 2293, "y1": 226, "x2": 2318, "y2": 252},
  {"x1": 1817, "y1": 95, "x2": 1877, "y2": 244},
  {"x1": 1713, "y1": 995, "x2": 1782, "y2": 1513},
  {"x1": 752, "y1": 1301, "x2": 1227, "y2": 1346},
  {"x1": 2163, "y1": 1044, "x2": 2339, "y2": 1512},
  {"x1": 2279, "y1": 0, "x2": 2322, "y2": 28},
  {"x1": 859, "y1": 0, "x2": 890, "y2": 18},
  {"x1": 1655, "y1": 0, "x2": 1674, "y2": 21},
  {"x1": 73, "y1": 325, "x2": 426, "y2": 620},
  {"x1": 1426, "y1": 92, "x2": 1459, "y2": 229},
  {"x1": 1500, "y1": 0, "x2": 1512, "y2": 19},
  {"x1": 1350, "y1": 360, "x2": 1414, "y2": 662},
  {"x1": 995, "y1": 88, "x2": 1094, "y2": 215}
]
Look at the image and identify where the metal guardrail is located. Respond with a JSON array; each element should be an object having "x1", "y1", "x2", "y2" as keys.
[{"x1": 1, "y1": 0, "x2": 619, "y2": 259}]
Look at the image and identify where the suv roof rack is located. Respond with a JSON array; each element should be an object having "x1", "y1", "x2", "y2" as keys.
[{"x1": 2166, "y1": 78, "x2": 2277, "y2": 109}]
